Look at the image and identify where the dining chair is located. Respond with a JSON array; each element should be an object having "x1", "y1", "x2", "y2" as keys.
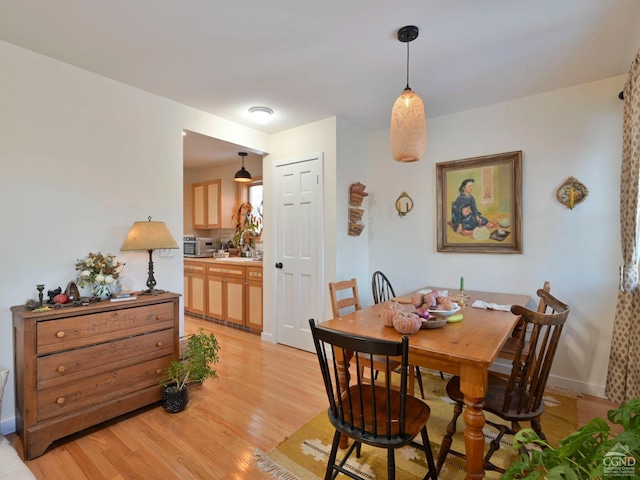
[
  {"x1": 370, "y1": 271, "x2": 427, "y2": 397},
  {"x1": 435, "y1": 289, "x2": 570, "y2": 474},
  {"x1": 497, "y1": 280, "x2": 551, "y2": 362},
  {"x1": 309, "y1": 319, "x2": 438, "y2": 480}
]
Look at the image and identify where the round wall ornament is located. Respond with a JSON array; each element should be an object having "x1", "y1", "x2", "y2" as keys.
[{"x1": 556, "y1": 177, "x2": 588, "y2": 210}]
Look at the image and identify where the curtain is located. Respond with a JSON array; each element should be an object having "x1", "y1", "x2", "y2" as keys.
[{"x1": 606, "y1": 49, "x2": 640, "y2": 404}]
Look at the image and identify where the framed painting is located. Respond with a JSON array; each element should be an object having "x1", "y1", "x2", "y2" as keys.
[{"x1": 436, "y1": 151, "x2": 522, "y2": 253}]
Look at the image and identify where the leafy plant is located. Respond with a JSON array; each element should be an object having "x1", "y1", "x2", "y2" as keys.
[
  {"x1": 161, "y1": 328, "x2": 220, "y2": 392},
  {"x1": 503, "y1": 398, "x2": 640, "y2": 479},
  {"x1": 231, "y1": 201, "x2": 261, "y2": 249}
]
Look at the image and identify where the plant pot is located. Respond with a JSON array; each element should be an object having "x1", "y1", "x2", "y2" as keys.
[{"x1": 162, "y1": 384, "x2": 189, "y2": 413}]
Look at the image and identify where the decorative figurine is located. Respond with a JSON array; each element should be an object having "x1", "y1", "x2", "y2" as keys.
[
  {"x1": 36, "y1": 284, "x2": 45, "y2": 307},
  {"x1": 47, "y1": 287, "x2": 62, "y2": 304}
]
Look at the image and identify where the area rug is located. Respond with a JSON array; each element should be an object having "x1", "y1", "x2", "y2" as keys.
[{"x1": 255, "y1": 370, "x2": 579, "y2": 480}]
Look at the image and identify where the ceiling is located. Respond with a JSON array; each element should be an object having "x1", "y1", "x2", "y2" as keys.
[{"x1": 1, "y1": 0, "x2": 639, "y2": 168}]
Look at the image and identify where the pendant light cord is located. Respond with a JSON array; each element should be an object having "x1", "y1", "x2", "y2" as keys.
[{"x1": 405, "y1": 41, "x2": 410, "y2": 90}]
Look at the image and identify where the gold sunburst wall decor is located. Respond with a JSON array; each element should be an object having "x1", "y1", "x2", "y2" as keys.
[{"x1": 556, "y1": 177, "x2": 588, "y2": 210}]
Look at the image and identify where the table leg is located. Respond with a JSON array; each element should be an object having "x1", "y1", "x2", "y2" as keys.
[
  {"x1": 333, "y1": 346, "x2": 352, "y2": 450},
  {"x1": 459, "y1": 366, "x2": 488, "y2": 480}
]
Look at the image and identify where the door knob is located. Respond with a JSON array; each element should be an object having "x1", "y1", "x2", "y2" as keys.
[{"x1": 275, "y1": 262, "x2": 283, "y2": 269}]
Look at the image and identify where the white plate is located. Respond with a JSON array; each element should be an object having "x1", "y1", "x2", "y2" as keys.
[{"x1": 428, "y1": 303, "x2": 461, "y2": 317}]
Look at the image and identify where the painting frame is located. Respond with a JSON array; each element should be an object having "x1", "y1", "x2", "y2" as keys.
[{"x1": 436, "y1": 151, "x2": 522, "y2": 254}]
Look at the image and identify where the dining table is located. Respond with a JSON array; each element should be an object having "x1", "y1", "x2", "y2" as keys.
[{"x1": 320, "y1": 286, "x2": 531, "y2": 480}]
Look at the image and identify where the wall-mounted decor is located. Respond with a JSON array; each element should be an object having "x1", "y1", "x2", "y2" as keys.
[
  {"x1": 349, "y1": 182, "x2": 368, "y2": 236},
  {"x1": 395, "y1": 192, "x2": 414, "y2": 217},
  {"x1": 556, "y1": 177, "x2": 588, "y2": 210},
  {"x1": 436, "y1": 151, "x2": 523, "y2": 254}
]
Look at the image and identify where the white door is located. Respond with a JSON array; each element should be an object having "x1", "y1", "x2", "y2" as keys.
[{"x1": 274, "y1": 154, "x2": 323, "y2": 352}]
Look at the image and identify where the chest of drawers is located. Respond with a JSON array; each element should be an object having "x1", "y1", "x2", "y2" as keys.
[{"x1": 11, "y1": 293, "x2": 179, "y2": 459}]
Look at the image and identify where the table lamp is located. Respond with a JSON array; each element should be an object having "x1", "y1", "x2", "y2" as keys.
[{"x1": 121, "y1": 216, "x2": 179, "y2": 295}]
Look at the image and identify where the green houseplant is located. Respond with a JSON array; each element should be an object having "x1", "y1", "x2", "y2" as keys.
[
  {"x1": 160, "y1": 328, "x2": 220, "y2": 413},
  {"x1": 503, "y1": 398, "x2": 640, "y2": 479}
]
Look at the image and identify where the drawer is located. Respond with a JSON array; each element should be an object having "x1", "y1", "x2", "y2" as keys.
[
  {"x1": 205, "y1": 264, "x2": 245, "y2": 279},
  {"x1": 37, "y1": 329, "x2": 174, "y2": 388},
  {"x1": 184, "y1": 261, "x2": 206, "y2": 274},
  {"x1": 37, "y1": 354, "x2": 172, "y2": 422},
  {"x1": 37, "y1": 302, "x2": 174, "y2": 355},
  {"x1": 246, "y1": 266, "x2": 263, "y2": 281}
]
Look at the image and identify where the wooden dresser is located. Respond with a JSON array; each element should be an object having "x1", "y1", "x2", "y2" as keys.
[{"x1": 11, "y1": 293, "x2": 180, "y2": 460}]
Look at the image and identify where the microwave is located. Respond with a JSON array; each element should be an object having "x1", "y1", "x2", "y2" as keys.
[{"x1": 184, "y1": 236, "x2": 217, "y2": 258}]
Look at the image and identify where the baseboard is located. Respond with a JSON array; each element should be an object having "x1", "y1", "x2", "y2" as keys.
[
  {"x1": 0, "y1": 416, "x2": 16, "y2": 436},
  {"x1": 489, "y1": 362, "x2": 607, "y2": 399}
]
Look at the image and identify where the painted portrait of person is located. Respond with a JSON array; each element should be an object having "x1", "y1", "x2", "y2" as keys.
[{"x1": 451, "y1": 179, "x2": 496, "y2": 235}]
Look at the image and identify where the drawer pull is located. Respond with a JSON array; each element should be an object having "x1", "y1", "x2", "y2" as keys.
[
  {"x1": 57, "y1": 366, "x2": 66, "y2": 373},
  {"x1": 156, "y1": 315, "x2": 161, "y2": 320},
  {"x1": 156, "y1": 341, "x2": 163, "y2": 347},
  {"x1": 56, "y1": 331, "x2": 65, "y2": 338},
  {"x1": 156, "y1": 369, "x2": 163, "y2": 375},
  {"x1": 56, "y1": 397, "x2": 65, "y2": 405}
]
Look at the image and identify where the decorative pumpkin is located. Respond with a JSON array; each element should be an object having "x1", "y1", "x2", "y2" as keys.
[
  {"x1": 392, "y1": 311, "x2": 422, "y2": 335},
  {"x1": 379, "y1": 301, "x2": 403, "y2": 327}
]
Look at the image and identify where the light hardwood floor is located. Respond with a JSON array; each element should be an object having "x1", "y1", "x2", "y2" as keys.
[{"x1": 9, "y1": 315, "x2": 618, "y2": 479}]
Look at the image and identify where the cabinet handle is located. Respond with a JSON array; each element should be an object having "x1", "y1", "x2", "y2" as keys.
[
  {"x1": 156, "y1": 315, "x2": 161, "y2": 320},
  {"x1": 156, "y1": 341, "x2": 163, "y2": 347},
  {"x1": 56, "y1": 397, "x2": 65, "y2": 405},
  {"x1": 156, "y1": 369, "x2": 163, "y2": 375},
  {"x1": 57, "y1": 366, "x2": 66, "y2": 373},
  {"x1": 56, "y1": 331, "x2": 65, "y2": 338}
]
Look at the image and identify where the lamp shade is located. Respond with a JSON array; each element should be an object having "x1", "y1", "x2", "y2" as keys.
[
  {"x1": 234, "y1": 152, "x2": 252, "y2": 183},
  {"x1": 390, "y1": 87, "x2": 427, "y2": 162},
  {"x1": 121, "y1": 219, "x2": 179, "y2": 251}
]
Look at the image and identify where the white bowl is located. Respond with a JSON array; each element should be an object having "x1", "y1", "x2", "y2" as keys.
[{"x1": 428, "y1": 303, "x2": 461, "y2": 317}]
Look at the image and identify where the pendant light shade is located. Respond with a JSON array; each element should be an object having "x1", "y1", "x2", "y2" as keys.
[
  {"x1": 234, "y1": 152, "x2": 252, "y2": 183},
  {"x1": 390, "y1": 25, "x2": 427, "y2": 163}
]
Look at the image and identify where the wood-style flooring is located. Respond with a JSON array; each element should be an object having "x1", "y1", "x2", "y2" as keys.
[{"x1": 8, "y1": 315, "x2": 618, "y2": 479}]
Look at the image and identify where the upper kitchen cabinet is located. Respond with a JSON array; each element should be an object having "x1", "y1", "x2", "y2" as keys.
[{"x1": 193, "y1": 179, "x2": 221, "y2": 229}]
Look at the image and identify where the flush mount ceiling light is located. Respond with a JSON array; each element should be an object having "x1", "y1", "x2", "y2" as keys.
[
  {"x1": 234, "y1": 152, "x2": 252, "y2": 183},
  {"x1": 390, "y1": 25, "x2": 427, "y2": 163},
  {"x1": 248, "y1": 106, "x2": 274, "y2": 124}
]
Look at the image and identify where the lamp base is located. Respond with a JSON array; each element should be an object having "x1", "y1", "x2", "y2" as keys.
[{"x1": 139, "y1": 288, "x2": 167, "y2": 296}]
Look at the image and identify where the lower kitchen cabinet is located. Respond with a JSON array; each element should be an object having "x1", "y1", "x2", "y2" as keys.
[
  {"x1": 205, "y1": 263, "x2": 246, "y2": 326},
  {"x1": 184, "y1": 260, "x2": 206, "y2": 316},
  {"x1": 183, "y1": 260, "x2": 263, "y2": 332},
  {"x1": 246, "y1": 266, "x2": 263, "y2": 331}
]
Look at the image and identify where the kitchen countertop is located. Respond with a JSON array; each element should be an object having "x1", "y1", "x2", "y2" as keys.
[{"x1": 184, "y1": 257, "x2": 263, "y2": 266}]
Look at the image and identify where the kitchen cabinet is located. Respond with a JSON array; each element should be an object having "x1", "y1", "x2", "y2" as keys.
[
  {"x1": 12, "y1": 293, "x2": 179, "y2": 460},
  {"x1": 184, "y1": 260, "x2": 206, "y2": 316},
  {"x1": 246, "y1": 266, "x2": 263, "y2": 331},
  {"x1": 192, "y1": 179, "x2": 221, "y2": 229},
  {"x1": 205, "y1": 263, "x2": 245, "y2": 326}
]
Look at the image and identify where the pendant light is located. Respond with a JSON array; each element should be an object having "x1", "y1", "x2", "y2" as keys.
[
  {"x1": 234, "y1": 152, "x2": 252, "y2": 183},
  {"x1": 390, "y1": 25, "x2": 427, "y2": 163}
]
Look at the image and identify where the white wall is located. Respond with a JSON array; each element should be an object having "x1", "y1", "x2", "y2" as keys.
[
  {"x1": 336, "y1": 118, "x2": 370, "y2": 302},
  {"x1": 367, "y1": 76, "x2": 625, "y2": 396},
  {"x1": 0, "y1": 40, "x2": 268, "y2": 434}
]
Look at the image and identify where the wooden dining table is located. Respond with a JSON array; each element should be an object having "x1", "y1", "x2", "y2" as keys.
[{"x1": 320, "y1": 287, "x2": 530, "y2": 480}]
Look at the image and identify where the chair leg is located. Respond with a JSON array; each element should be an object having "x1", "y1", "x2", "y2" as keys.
[
  {"x1": 415, "y1": 366, "x2": 425, "y2": 399},
  {"x1": 325, "y1": 430, "x2": 341, "y2": 480},
  {"x1": 420, "y1": 427, "x2": 438, "y2": 480},
  {"x1": 436, "y1": 400, "x2": 463, "y2": 473},
  {"x1": 388, "y1": 448, "x2": 396, "y2": 480},
  {"x1": 531, "y1": 417, "x2": 547, "y2": 442}
]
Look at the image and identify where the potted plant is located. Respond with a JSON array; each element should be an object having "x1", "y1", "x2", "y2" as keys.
[
  {"x1": 503, "y1": 398, "x2": 640, "y2": 479},
  {"x1": 160, "y1": 328, "x2": 220, "y2": 413},
  {"x1": 230, "y1": 201, "x2": 261, "y2": 255}
]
